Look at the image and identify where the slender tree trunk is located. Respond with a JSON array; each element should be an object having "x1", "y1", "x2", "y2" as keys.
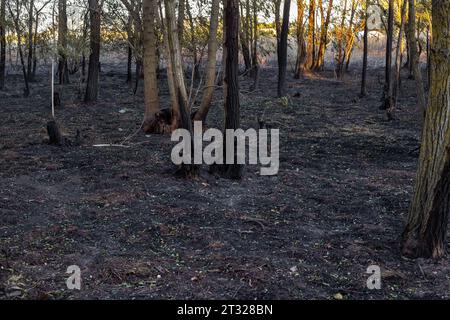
[
  {"x1": 250, "y1": 0, "x2": 259, "y2": 88},
  {"x1": 277, "y1": 0, "x2": 291, "y2": 97},
  {"x1": 240, "y1": 0, "x2": 253, "y2": 72},
  {"x1": 84, "y1": 0, "x2": 101, "y2": 102},
  {"x1": 403, "y1": 29, "x2": 412, "y2": 73},
  {"x1": 81, "y1": 10, "x2": 88, "y2": 83},
  {"x1": 32, "y1": 8, "x2": 39, "y2": 80},
  {"x1": 0, "y1": 0, "x2": 6, "y2": 90},
  {"x1": 305, "y1": 0, "x2": 315, "y2": 69},
  {"x1": 392, "y1": 0, "x2": 407, "y2": 106},
  {"x1": 344, "y1": 0, "x2": 356, "y2": 72},
  {"x1": 401, "y1": 0, "x2": 450, "y2": 259},
  {"x1": 294, "y1": 0, "x2": 306, "y2": 78},
  {"x1": 193, "y1": 0, "x2": 220, "y2": 122},
  {"x1": 240, "y1": 2, "x2": 251, "y2": 72},
  {"x1": 381, "y1": 0, "x2": 395, "y2": 119},
  {"x1": 223, "y1": 0, "x2": 242, "y2": 179},
  {"x1": 177, "y1": 0, "x2": 185, "y2": 44},
  {"x1": 240, "y1": 33, "x2": 252, "y2": 72},
  {"x1": 360, "y1": 0, "x2": 368, "y2": 97},
  {"x1": 185, "y1": 0, "x2": 199, "y2": 80},
  {"x1": 407, "y1": 0, "x2": 426, "y2": 120},
  {"x1": 26, "y1": 0, "x2": 34, "y2": 82},
  {"x1": 426, "y1": 27, "x2": 430, "y2": 88},
  {"x1": 163, "y1": 0, "x2": 189, "y2": 129},
  {"x1": 314, "y1": 0, "x2": 333, "y2": 71},
  {"x1": 127, "y1": 44, "x2": 133, "y2": 83},
  {"x1": 334, "y1": 0, "x2": 347, "y2": 79},
  {"x1": 134, "y1": 58, "x2": 141, "y2": 94},
  {"x1": 126, "y1": 14, "x2": 133, "y2": 83},
  {"x1": 142, "y1": 0, "x2": 161, "y2": 133},
  {"x1": 162, "y1": 0, "x2": 197, "y2": 176},
  {"x1": 58, "y1": 0, "x2": 69, "y2": 85},
  {"x1": 158, "y1": 2, "x2": 178, "y2": 116},
  {"x1": 274, "y1": 0, "x2": 282, "y2": 41}
]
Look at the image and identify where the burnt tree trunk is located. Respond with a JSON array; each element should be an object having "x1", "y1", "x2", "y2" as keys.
[
  {"x1": 381, "y1": 0, "x2": 395, "y2": 119},
  {"x1": 401, "y1": 0, "x2": 450, "y2": 259},
  {"x1": 127, "y1": 45, "x2": 133, "y2": 83},
  {"x1": 58, "y1": 0, "x2": 69, "y2": 85},
  {"x1": 277, "y1": 0, "x2": 291, "y2": 98},
  {"x1": 392, "y1": 0, "x2": 407, "y2": 107},
  {"x1": 84, "y1": 0, "x2": 101, "y2": 103},
  {"x1": 31, "y1": 6, "x2": 39, "y2": 80},
  {"x1": 126, "y1": 14, "x2": 133, "y2": 83},
  {"x1": 250, "y1": 0, "x2": 259, "y2": 89},
  {"x1": 240, "y1": 1, "x2": 251, "y2": 72},
  {"x1": 223, "y1": 0, "x2": 242, "y2": 179},
  {"x1": 47, "y1": 120, "x2": 65, "y2": 146},
  {"x1": 0, "y1": 0, "x2": 5, "y2": 90},
  {"x1": 26, "y1": 0, "x2": 34, "y2": 82},
  {"x1": 142, "y1": 0, "x2": 161, "y2": 133}
]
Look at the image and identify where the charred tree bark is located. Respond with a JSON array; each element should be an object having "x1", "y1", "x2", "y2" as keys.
[
  {"x1": 47, "y1": 120, "x2": 65, "y2": 146},
  {"x1": 127, "y1": 44, "x2": 133, "y2": 83},
  {"x1": 84, "y1": 0, "x2": 101, "y2": 103},
  {"x1": 58, "y1": 0, "x2": 69, "y2": 85},
  {"x1": 0, "y1": 0, "x2": 6, "y2": 90},
  {"x1": 401, "y1": 0, "x2": 450, "y2": 260},
  {"x1": 240, "y1": 1, "x2": 251, "y2": 72},
  {"x1": 250, "y1": 0, "x2": 259, "y2": 89},
  {"x1": 277, "y1": 0, "x2": 291, "y2": 97},
  {"x1": 126, "y1": 14, "x2": 133, "y2": 83},
  {"x1": 193, "y1": 0, "x2": 220, "y2": 122},
  {"x1": 222, "y1": 0, "x2": 242, "y2": 179},
  {"x1": 381, "y1": 0, "x2": 395, "y2": 119},
  {"x1": 142, "y1": 0, "x2": 161, "y2": 133},
  {"x1": 26, "y1": 0, "x2": 34, "y2": 82},
  {"x1": 31, "y1": 6, "x2": 39, "y2": 80}
]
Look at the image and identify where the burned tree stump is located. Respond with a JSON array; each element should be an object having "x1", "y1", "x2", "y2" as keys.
[
  {"x1": 143, "y1": 108, "x2": 173, "y2": 134},
  {"x1": 46, "y1": 120, "x2": 65, "y2": 146}
]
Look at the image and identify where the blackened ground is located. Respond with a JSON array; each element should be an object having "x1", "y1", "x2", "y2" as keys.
[{"x1": 0, "y1": 63, "x2": 449, "y2": 299}]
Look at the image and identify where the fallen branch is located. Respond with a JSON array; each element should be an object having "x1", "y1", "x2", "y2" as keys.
[{"x1": 92, "y1": 144, "x2": 130, "y2": 148}]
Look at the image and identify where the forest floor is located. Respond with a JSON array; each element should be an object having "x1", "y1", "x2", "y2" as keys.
[{"x1": 1, "y1": 62, "x2": 449, "y2": 300}]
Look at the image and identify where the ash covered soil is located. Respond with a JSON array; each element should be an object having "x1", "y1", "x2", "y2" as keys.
[{"x1": 1, "y1": 63, "x2": 449, "y2": 300}]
